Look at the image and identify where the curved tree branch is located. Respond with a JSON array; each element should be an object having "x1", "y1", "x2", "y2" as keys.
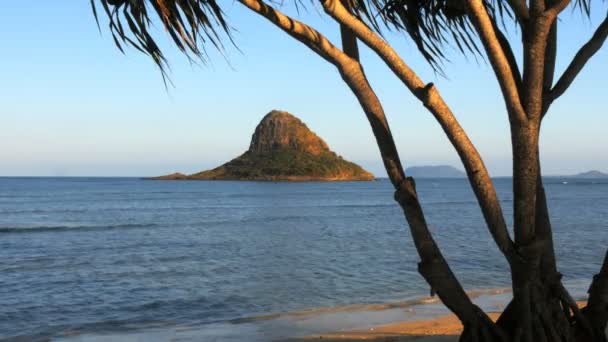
[
  {"x1": 549, "y1": 12, "x2": 608, "y2": 104},
  {"x1": 493, "y1": 20, "x2": 523, "y2": 94},
  {"x1": 464, "y1": 0, "x2": 527, "y2": 123},
  {"x1": 321, "y1": 0, "x2": 517, "y2": 263}
]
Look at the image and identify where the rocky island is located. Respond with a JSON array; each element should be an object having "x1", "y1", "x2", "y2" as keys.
[{"x1": 150, "y1": 110, "x2": 374, "y2": 181}]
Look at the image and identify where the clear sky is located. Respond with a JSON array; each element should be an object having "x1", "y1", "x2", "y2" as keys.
[{"x1": 0, "y1": 2, "x2": 606, "y2": 177}]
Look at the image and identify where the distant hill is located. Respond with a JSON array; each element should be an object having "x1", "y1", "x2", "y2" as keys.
[
  {"x1": 405, "y1": 165, "x2": 466, "y2": 178},
  {"x1": 570, "y1": 170, "x2": 608, "y2": 178},
  {"x1": 150, "y1": 110, "x2": 374, "y2": 181}
]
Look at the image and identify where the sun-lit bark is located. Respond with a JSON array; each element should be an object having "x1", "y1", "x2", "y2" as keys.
[
  {"x1": 492, "y1": 21, "x2": 523, "y2": 94},
  {"x1": 464, "y1": 0, "x2": 527, "y2": 124}
]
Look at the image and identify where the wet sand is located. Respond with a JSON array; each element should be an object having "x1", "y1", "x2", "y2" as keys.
[
  {"x1": 286, "y1": 312, "x2": 496, "y2": 341},
  {"x1": 288, "y1": 302, "x2": 589, "y2": 342}
]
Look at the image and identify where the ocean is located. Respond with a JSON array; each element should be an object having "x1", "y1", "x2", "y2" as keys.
[{"x1": 0, "y1": 177, "x2": 606, "y2": 341}]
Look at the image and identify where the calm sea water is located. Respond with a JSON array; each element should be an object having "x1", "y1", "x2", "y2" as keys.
[{"x1": 0, "y1": 177, "x2": 606, "y2": 341}]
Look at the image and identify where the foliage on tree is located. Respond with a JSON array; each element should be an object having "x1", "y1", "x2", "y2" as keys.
[{"x1": 92, "y1": 0, "x2": 608, "y2": 341}]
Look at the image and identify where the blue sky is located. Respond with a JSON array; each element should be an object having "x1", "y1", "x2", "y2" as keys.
[{"x1": 0, "y1": 2, "x2": 606, "y2": 177}]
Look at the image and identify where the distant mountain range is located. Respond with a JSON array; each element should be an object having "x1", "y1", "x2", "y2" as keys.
[
  {"x1": 404, "y1": 166, "x2": 608, "y2": 179},
  {"x1": 560, "y1": 170, "x2": 608, "y2": 178},
  {"x1": 405, "y1": 165, "x2": 466, "y2": 178}
]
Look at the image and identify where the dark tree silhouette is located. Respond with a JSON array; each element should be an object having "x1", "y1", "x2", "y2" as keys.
[{"x1": 92, "y1": 0, "x2": 608, "y2": 341}]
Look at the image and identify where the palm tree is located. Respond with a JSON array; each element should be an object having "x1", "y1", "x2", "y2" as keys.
[{"x1": 92, "y1": 0, "x2": 608, "y2": 341}]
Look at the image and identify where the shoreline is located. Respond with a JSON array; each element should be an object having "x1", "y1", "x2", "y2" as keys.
[
  {"x1": 42, "y1": 288, "x2": 591, "y2": 342},
  {"x1": 283, "y1": 312, "x2": 490, "y2": 341},
  {"x1": 232, "y1": 287, "x2": 512, "y2": 324},
  {"x1": 48, "y1": 288, "x2": 514, "y2": 342},
  {"x1": 286, "y1": 302, "x2": 588, "y2": 342}
]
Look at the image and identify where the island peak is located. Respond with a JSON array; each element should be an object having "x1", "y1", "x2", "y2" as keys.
[
  {"x1": 249, "y1": 110, "x2": 329, "y2": 156},
  {"x1": 150, "y1": 110, "x2": 374, "y2": 181}
]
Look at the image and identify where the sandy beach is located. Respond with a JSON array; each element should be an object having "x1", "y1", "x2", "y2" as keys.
[
  {"x1": 288, "y1": 303, "x2": 590, "y2": 342},
  {"x1": 286, "y1": 312, "x2": 496, "y2": 341}
]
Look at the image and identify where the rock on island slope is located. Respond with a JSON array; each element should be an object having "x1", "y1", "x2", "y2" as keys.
[{"x1": 150, "y1": 110, "x2": 374, "y2": 181}]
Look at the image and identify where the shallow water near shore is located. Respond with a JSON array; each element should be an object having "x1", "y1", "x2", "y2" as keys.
[{"x1": 1, "y1": 177, "x2": 606, "y2": 341}]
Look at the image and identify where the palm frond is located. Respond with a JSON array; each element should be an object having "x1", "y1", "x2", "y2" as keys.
[
  {"x1": 574, "y1": 0, "x2": 593, "y2": 16},
  {"x1": 91, "y1": 0, "x2": 604, "y2": 76},
  {"x1": 353, "y1": 0, "x2": 514, "y2": 71},
  {"x1": 354, "y1": 0, "x2": 607, "y2": 71},
  {"x1": 91, "y1": 0, "x2": 232, "y2": 76}
]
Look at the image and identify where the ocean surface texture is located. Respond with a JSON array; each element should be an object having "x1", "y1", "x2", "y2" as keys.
[{"x1": 1, "y1": 177, "x2": 606, "y2": 341}]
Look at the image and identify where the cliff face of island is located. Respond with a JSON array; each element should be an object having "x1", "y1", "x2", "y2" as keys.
[{"x1": 151, "y1": 110, "x2": 374, "y2": 181}]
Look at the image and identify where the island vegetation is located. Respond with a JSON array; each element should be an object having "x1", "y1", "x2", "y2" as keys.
[{"x1": 150, "y1": 110, "x2": 374, "y2": 181}]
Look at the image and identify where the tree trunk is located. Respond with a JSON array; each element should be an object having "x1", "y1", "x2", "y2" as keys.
[
  {"x1": 238, "y1": 1, "x2": 607, "y2": 341},
  {"x1": 583, "y1": 251, "x2": 608, "y2": 342},
  {"x1": 490, "y1": 122, "x2": 603, "y2": 342}
]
